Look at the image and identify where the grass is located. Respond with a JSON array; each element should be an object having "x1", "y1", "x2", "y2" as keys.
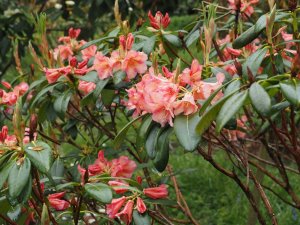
[{"x1": 168, "y1": 149, "x2": 300, "y2": 225}]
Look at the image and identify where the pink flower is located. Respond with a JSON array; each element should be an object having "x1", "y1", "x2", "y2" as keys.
[
  {"x1": 48, "y1": 192, "x2": 70, "y2": 211},
  {"x1": 93, "y1": 52, "x2": 113, "y2": 80},
  {"x1": 53, "y1": 45, "x2": 73, "y2": 61},
  {"x1": 136, "y1": 197, "x2": 147, "y2": 214},
  {"x1": 111, "y1": 156, "x2": 137, "y2": 178},
  {"x1": 78, "y1": 80, "x2": 96, "y2": 95},
  {"x1": 107, "y1": 196, "x2": 126, "y2": 218},
  {"x1": 115, "y1": 200, "x2": 134, "y2": 225},
  {"x1": 143, "y1": 184, "x2": 168, "y2": 199},
  {"x1": 173, "y1": 92, "x2": 198, "y2": 116},
  {"x1": 4, "y1": 135, "x2": 17, "y2": 146},
  {"x1": 81, "y1": 44, "x2": 97, "y2": 60},
  {"x1": 227, "y1": 0, "x2": 259, "y2": 19},
  {"x1": 179, "y1": 59, "x2": 202, "y2": 86},
  {"x1": 108, "y1": 180, "x2": 129, "y2": 194},
  {"x1": 43, "y1": 66, "x2": 71, "y2": 84},
  {"x1": 148, "y1": 11, "x2": 170, "y2": 29},
  {"x1": 122, "y1": 50, "x2": 148, "y2": 80},
  {"x1": 13, "y1": 82, "x2": 29, "y2": 96},
  {"x1": 1, "y1": 91, "x2": 18, "y2": 105},
  {"x1": 119, "y1": 33, "x2": 134, "y2": 51},
  {"x1": 0, "y1": 126, "x2": 8, "y2": 143},
  {"x1": 193, "y1": 73, "x2": 225, "y2": 102},
  {"x1": 68, "y1": 27, "x2": 81, "y2": 39}
]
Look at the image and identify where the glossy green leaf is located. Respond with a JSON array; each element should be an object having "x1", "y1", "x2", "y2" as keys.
[
  {"x1": 249, "y1": 82, "x2": 271, "y2": 116},
  {"x1": 153, "y1": 128, "x2": 172, "y2": 172},
  {"x1": 25, "y1": 141, "x2": 52, "y2": 174},
  {"x1": 242, "y1": 47, "x2": 268, "y2": 77},
  {"x1": 162, "y1": 34, "x2": 182, "y2": 48},
  {"x1": 216, "y1": 90, "x2": 248, "y2": 132},
  {"x1": 232, "y1": 13, "x2": 289, "y2": 49},
  {"x1": 8, "y1": 158, "x2": 31, "y2": 198},
  {"x1": 0, "y1": 160, "x2": 14, "y2": 189},
  {"x1": 75, "y1": 71, "x2": 98, "y2": 83},
  {"x1": 143, "y1": 36, "x2": 156, "y2": 55},
  {"x1": 280, "y1": 80, "x2": 300, "y2": 107},
  {"x1": 113, "y1": 71, "x2": 126, "y2": 85},
  {"x1": 113, "y1": 114, "x2": 145, "y2": 149},
  {"x1": 17, "y1": 175, "x2": 32, "y2": 204},
  {"x1": 84, "y1": 183, "x2": 112, "y2": 203},
  {"x1": 53, "y1": 90, "x2": 72, "y2": 116},
  {"x1": 145, "y1": 125, "x2": 161, "y2": 159},
  {"x1": 133, "y1": 210, "x2": 151, "y2": 225},
  {"x1": 196, "y1": 91, "x2": 238, "y2": 135},
  {"x1": 174, "y1": 113, "x2": 201, "y2": 151}
]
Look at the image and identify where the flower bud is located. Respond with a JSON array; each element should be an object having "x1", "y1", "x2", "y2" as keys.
[
  {"x1": 0, "y1": 89, "x2": 3, "y2": 98},
  {"x1": 68, "y1": 27, "x2": 81, "y2": 39},
  {"x1": 69, "y1": 57, "x2": 78, "y2": 67},
  {"x1": 148, "y1": 11, "x2": 170, "y2": 30},
  {"x1": 288, "y1": 0, "x2": 297, "y2": 11},
  {"x1": 1, "y1": 81, "x2": 11, "y2": 89},
  {"x1": 29, "y1": 114, "x2": 38, "y2": 141}
]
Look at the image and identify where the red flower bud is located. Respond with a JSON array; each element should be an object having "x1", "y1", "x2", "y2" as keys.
[
  {"x1": 68, "y1": 27, "x2": 81, "y2": 39},
  {"x1": 0, "y1": 89, "x2": 3, "y2": 98},
  {"x1": 1, "y1": 81, "x2": 11, "y2": 89},
  {"x1": 136, "y1": 197, "x2": 147, "y2": 214},
  {"x1": 148, "y1": 11, "x2": 170, "y2": 30},
  {"x1": 48, "y1": 192, "x2": 70, "y2": 211},
  {"x1": 143, "y1": 184, "x2": 168, "y2": 199},
  {"x1": 69, "y1": 57, "x2": 78, "y2": 67}
]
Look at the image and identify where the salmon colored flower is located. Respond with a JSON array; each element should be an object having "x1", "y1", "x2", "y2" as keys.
[
  {"x1": 43, "y1": 66, "x2": 71, "y2": 84},
  {"x1": 122, "y1": 50, "x2": 148, "y2": 80},
  {"x1": 48, "y1": 192, "x2": 70, "y2": 211},
  {"x1": 136, "y1": 197, "x2": 147, "y2": 214},
  {"x1": 93, "y1": 52, "x2": 113, "y2": 80},
  {"x1": 81, "y1": 44, "x2": 97, "y2": 60},
  {"x1": 53, "y1": 45, "x2": 73, "y2": 61},
  {"x1": 108, "y1": 180, "x2": 129, "y2": 194},
  {"x1": 148, "y1": 11, "x2": 170, "y2": 30},
  {"x1": 143, "y1": 184, "x2": 168, "y2": 199},
  {"x1": 14, "y1": 82, "x2": 29, "y2": 96},
  {"x1": 107, "y1": 196, "x2": 126, "y2": 218},
  {"x1": 115, "y1": 200, "x2": 134, "y2": 225},
  {"x1": 78, "y1": 80, "x2": 96, "y2": 95},
  {"x1": 1, "y1": 91, "x2": 18, "y2": 105},
  {"x1": 179, "y1": 59, "x2": 202, "y2": 86},
  {"x1": 111, "y1": 156, "x2": 137, "y2": 178},
  {"x1": 173, "y1": 92, "x2": 198, "y2": 116}
]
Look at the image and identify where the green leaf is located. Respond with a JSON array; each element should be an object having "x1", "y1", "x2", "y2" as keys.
[
  {"x1": 133, "y1": 210, "x2": 151, "y2": 225},
  {"x1": 79, "y1": 36, "x2": 115, "y2": 50},
  {"x1": 0, "y1": 160, "x2": 14, "y2": 189},
  {"x1": 280, "y1": 80, "x2": 300, "y2": 107},
  {"x1": 185, "y1": 30, "x2": 200, "y2": 47},
  {"x1": 174, "y1": 113, "x2": 201, "y2": 151},
  {"x1": 224, "y1": 79, "x2": 241, "y2": 96},
  {"x1": 242, "y1": 47, "x2": 268, "y2": 77},
  {"x1": 136, "y1": 116, "x2": 153, "y2": 150},
  {"x1": 53, "y1": 90, "x2": 72, "y2": 117},
  {"x1": 8, "y1": 158, "x2": 31, "y2": 198},
  {"x1": 249, "y1": 82, "x2": 271, "y2": 116},
  {"x1": 143, "y1": 36, "x2": 156, "y2": 55},
  {"x1": 41, "y1": 203, "x2": 50, "y2": 225},
  {"x1": 113, "y1": 71, "x2": 126, "y2": 85},
  {"x1": 84, "y1": 183, "x2": 112, "y2": 203},
  {"x1": 102, "y1": 89, "x2": 115, "y2": 106},
  {"x1": 75, "y1": 71, "x2": 98, "y2": 83},
  {"x1": 50, "y1": 158, "x2": 64, "y2": 183},
  {"x1": 25, "y1": 141, "x2": 52, "y2": 174},
  {"x1": 153, "y1": 128, "x2": 172, "y2": 172},
  {"x1": 199, "y1": 78, "x2": 239, "y2": 115},
  {"x1": 145, "y1": 125, "x2": 161, "y2": 159},
  {"x1": 162, "y1": 34, "x2": 182, "y2": 48},
  {"x1": 196, "y1": 91, "x2": 239, "y2": 135},
  {"x1": 232, "y1": 13, "x2": 289, "y2": 49},
  {"x1": 113, "y1": 114, "x2": 145, "y2": 149},
  {"x1": 17, "y1": 175, "x2": 32, "y2": 204},
  {"x1": 216, "y1": 90, "x2": 249, "y2": 132},
  {"x1": 30, "y1": 83, "x2": 60, "y2": 107}
]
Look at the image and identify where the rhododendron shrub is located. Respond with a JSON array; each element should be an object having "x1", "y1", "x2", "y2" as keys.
[{"x1": 0, "y1": 0, "x2": 300, "y2": 224}]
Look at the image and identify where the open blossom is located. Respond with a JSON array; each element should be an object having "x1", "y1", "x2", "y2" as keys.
[
  {"x1": 78, "y1": 150, "x2": 137, "y2": 182},
  {"x1": 173, "y1": 92, "x2": 198, "y2": 116},
  {"x1": 193, "y1": 73, "x2": 225, "y2": 102},
  {"x1": 43, "y1": 66, "x2": 71, "y2": 84},
  {"x1": 179, "y1": 59, "x2": 202, "y2": 86},
  {"x1": 78, "y1": 80, "x2": 96, "y2": 95},
  {"x1": 143, "y1": 184, "x2": 168, "y2": 199},
  {"x1": 115, "y1": 200, "x2": 134, "y2": 225},
  {"x1": 136, "y1": 197, "x2": 147, "y2": 214},
  {"x1": 93, "y1": 52, "x2": 113, "y2": 80},
  {"x1": 107, "y1": 196, "x2": 127, "y2": 218},
  {"x1": 0, "y1": 82, "x2": 29, "y2": 106},
  {"x1": 122, "y1": 50, "x2": 148, "y2": 80},
  {"x1": 81, "y1": 44, "x2": 97, "y2": 60},
  {"x1": 53, "y1": 45, "x2": 73, "y2": 61},
  {"x1": 148, "y1": 11, "x2": 170, "y2": 29},
  {"x1": 48, "y1": 192, "x2": 70, "y2": 211}
]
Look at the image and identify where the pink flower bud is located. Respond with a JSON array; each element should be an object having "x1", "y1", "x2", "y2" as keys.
[
  {"x1": 0, "y1": 89, "x2": 3, "y2": 98},
  {"x1": 107, "y1": 196, "x2": 126, "y2": 218},
  {"x1": 136, "y1": 176, "x2": 142, "y2": 185},
  {"x1": 48, "y1": 192, "x2": 70, "y2": 211},
  {"x1": 148, "y1": 11, "x2": 170, "y2": 30},
  {"x1": 68, "y1": 27, "x2": 81, "y2": 39},
  {"x1": 143, "y1": 184, "x2": 168, "y2": 199},
  {"x1": 126, "y1": 33, "x2": 134, "y2": 50},
  {"x1": 119, "y1": 35, "x2": 126, "y2": 50},
  {"x1": 115, "y1": 200, "x2": 134, "y2": 225},
  {"x1": 108, "y1": 180, "x2": 129, "y2": 194},
  {"x1": 136, "y1": 197, "x2": 147, "y2": 214},
  {"x1": 1, "y1": 81, "x2": 11, "y2": 89},
  {"x1": 69, "y1": 57, "x2": 78, "y2": 67}
]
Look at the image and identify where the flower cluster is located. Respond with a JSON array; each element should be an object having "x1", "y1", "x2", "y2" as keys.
[
  {"x1": 107, "y1": 184, "x2": 168, "y2": 225},
  {"x1": 45, "y1": 28, "x2": 148, "y2": 95},
  {"x1": 0, "y1": 81, "x2": 28, "y2": 106},
  {"x1": 127, "y1": 60, "x2": 224, "y2": 126}
]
